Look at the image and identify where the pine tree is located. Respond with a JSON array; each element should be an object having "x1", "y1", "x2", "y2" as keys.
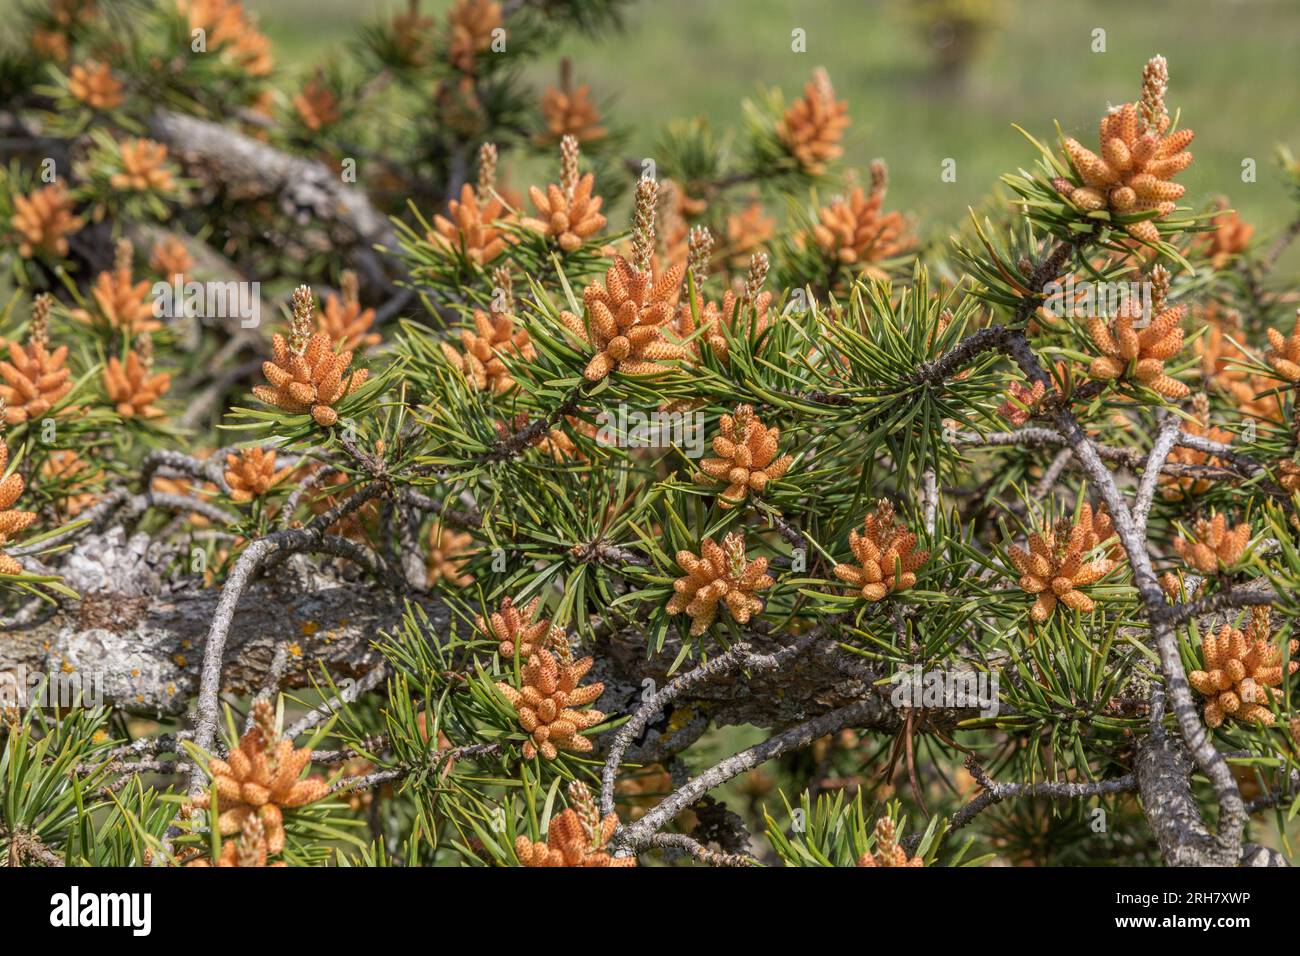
[{"x1": 0, "y1": 2, "x2": 1297, "y2": 872}]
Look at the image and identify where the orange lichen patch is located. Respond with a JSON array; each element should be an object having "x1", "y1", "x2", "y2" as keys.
[
  {"x1": 777, "y1": 67, "x2": 850, "y2": 175},
  {"x1": 537, "y1": 59, "x2": 607, "y2": 145},
  {"x1": 559, "y1": 256, "x2": 687, "y2": 381},
  {"x1": 442, "y1": 308, "x2": 535, "y2": 394},
  {"x1": 0, "y1": 434, "x2": 37, "y2": 576},
  {"x1": 666, "y1": 531, "x2": 773, "y2": 636},
  {"x1": 176, "y1": 0, "x2": 273, "y2": 77},
  {"x1": 10, "y1": 182, "x2": 83, "y2": 259},
  {"x1": 110, "y1": 138, "x2": 176, "y2": 193},
  {"x1": 1053, "y1": 58, "x2": 1193, "y2": 245},
  {"x1": 428, "y1": 182, "x2": 514, "y2": 265},
  {"x1": 427, "y1": 522, "x2": 473, "y2": 587},
  {"x1": 292, "y1": 71, "x2": 340, "y2": 132},
  {"x1": 317, "y1": 272, "x2": 379, "y2": 351},
  {"x1": 856, "y1": 817, "x2": 923, "y2": 867},
  {"x1": 1190, "y1": 608, "x2": 1297, "y2": 727},
  {"x1": 149, "y1": 235, "x2": 193, "y2": 281},
  {"x1": 224, "y1": 447, "x2": 294, "y2": 502},
  {"x1": 515, "y1": 781, "x2": 634, "y2": 867},
  {"x1": 495, "y1": 648, "x2": 605, "y2": 760},
  {"x1": 253, "y1": 286, "x2": 369, "y2": 427},
  {"x1": 696, "y1": 404, "x2": 792, "y2": 507},
  {"x1": 68, "y1": 60, "x2": 123, "y2": 110},
  {"x1": 1009, "y1": 502, "x2": 1119, "y2": 622},
  {"x1": 809, "y1": 162, "x2": 913, "y2": 272},
  {"x1": 1198, "y1": 201, "x2": 1253, "y2": 267},
  {"x1": 832, "y1": 500, "x2": 928, "y2": 602},
  {"x1": 478, "y1": 596, "x2": 563, "y2": 659},
  {"x1": 191, "y1": 700, "x2": 328, "y2": 856},
  {"x1": 1087, "y1": 298, "x2": 1187, "y2": 398},
  {"x1": 1172, "y1": 512, "x2": 1250, "y2": 574}
]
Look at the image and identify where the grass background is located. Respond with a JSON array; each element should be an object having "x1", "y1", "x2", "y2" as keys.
[{"x1": 241, "y1": 0, "x2": 1300, "y2": 249}]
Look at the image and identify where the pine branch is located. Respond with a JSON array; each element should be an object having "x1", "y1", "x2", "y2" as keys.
[
  {"x1": 611, "y1": 698, "x2": 882, "y2": 855},
  {"x1": 902, "y1": 755, "x2": 1137, "y2": 849}
]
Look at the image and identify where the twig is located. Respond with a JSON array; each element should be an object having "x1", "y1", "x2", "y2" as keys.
[
  {"x1": 929, "y1": 756, "x2": 1135, "y2": 844},
  {"x1": 1134, "y1": 413, "x2": 1182, "y2": 533},
  {"x1": 647, "y1": 832, "x2": 759, "y2": 867},
  {"x1": 480, "y1": 384, "x2": 586, "y2": 463},
  {"x1": 611, "y1": 698, "x2": 879, "y2": 855},
  {"x1": 1031, "y1": 447, "x2": 1074, "y2": 506},
  {"x1": 1157, "y1": 580, "x2": 1278, "y2": 626},
  {"x1": 328, "y1": 742, "x2": 500, "y2": 795},
  {"x1": 599, "y1": 633, "x2": 825, "y2": 817},
  {"x1": 184, "y1": 481, "x2": 390, "y2": 798},
  {"x1": 921, "y1": 469, "x2": 938, "y2": 535},
  {"x1": 285, "y1": 664, "x2": 389, "y2": 740},
  {"x1": 923, "y1": 240, "x2": 1250, "y2": 864}
]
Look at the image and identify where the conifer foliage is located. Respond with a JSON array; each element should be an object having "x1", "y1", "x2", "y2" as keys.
[{"x1": 1, "y1": 1, "x2": 1299, "y2": 872}]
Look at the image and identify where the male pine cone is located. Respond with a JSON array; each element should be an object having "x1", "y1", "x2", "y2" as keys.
[
  {"x1": 832, "y1": 501, "x2": 927, "y2": 602},
  {"x1": 697, "y1": 404, "x2": 792, "y2": 507},
  {"x1": 1189, "y1": 612, "x2": 1297, "y2": 727},
  {"x1": 559, "y1": 256, "x2": 687, "y2": 381},
  {"x1": 496, "y1": 648, "x2": 605, "y2": 760},
  {"x1": 1056, "y1": 77, "x2": 1194, "y2": 245},
  {"x1": 1009, "y1": 503, "x2": 1119, "y2": 622},
  {"x1": 666, "y1": 531, "x2": 773, "y2": 636},
  {"x1": 255, "y1": 323, "x2": 369, "y2": 426}
]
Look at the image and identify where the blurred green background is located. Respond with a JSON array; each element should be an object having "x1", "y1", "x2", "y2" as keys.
[{"x1": 238, "y1": 0, "x2": 1300, "y2": 243}]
